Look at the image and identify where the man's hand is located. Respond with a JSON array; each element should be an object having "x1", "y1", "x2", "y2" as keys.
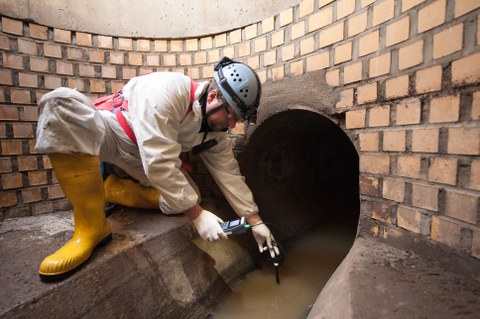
[
  {"x1": 249, "y1": 220, "x2": 280, "y2": 258},
  {"x1": 192, "y1": 210, "x2": 228, "y2": 242}
]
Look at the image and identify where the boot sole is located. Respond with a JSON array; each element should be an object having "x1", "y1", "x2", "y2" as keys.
[{"x1": 39, "y1": 233, "x2": 113, "y2": 283}]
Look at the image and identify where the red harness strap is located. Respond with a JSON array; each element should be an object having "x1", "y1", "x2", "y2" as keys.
[{"x1": 93, "y1": 79, "x2": 200, "y2": 147}]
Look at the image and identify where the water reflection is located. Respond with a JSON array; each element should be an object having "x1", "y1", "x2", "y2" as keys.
[{"x1": 211, "y1": 223, "x2": 355, "y2": 319}]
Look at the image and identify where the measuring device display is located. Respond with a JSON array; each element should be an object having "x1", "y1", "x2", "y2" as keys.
[{"x1": 219, "y1": 217, "x2": 249, "y2": 235}]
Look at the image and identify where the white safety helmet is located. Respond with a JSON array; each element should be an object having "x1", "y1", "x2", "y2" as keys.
[{"x1": 214, "y1": 57, "x2": 261, "y2": 123}]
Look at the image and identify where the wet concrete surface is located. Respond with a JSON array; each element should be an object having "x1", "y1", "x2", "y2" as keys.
[
  {"x1": 0, "y1": 207, "x2": 254, "y2": 319},
  {"x1": 308, "y1": 235, "x2": 480, "y2": 319},
  {"x1": 1, "y1": 206, "x2": 479, "y2": 318}
]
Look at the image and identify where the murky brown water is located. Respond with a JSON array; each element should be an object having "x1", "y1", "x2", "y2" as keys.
[{"x1": 211, "y1": 223, "x2": 355, "y2": 319}]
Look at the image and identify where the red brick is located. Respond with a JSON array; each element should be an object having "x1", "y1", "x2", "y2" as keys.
[
  {"x1": 383, "y1": 130, "x2": 406, "y2": 152},
  {"x1": 385, "y1": 75, "x2": 409, "y2": 99},
  {"x1": 319, "y1": 23, "x2": 344, "y2": 48},
  {"x1": 383, "y1": 178, "x2": 405, "y2": 202},
  {"x1": 357, "y1": 82, "x2": 377, "y2": 104},
  {"x1": 416, "y1": 65, "x2": 442, "y2": 93},
  {"x1": 344, "y1": 62, "x2": 362, "y2": 84},
  {"x1": 89, "y1": 50, "x2": 105, "y2": 63},
  {"x1": 2, "y1": 172, "x2": 23, "y2": 189},
  {"x1": 372, "y1": 0, "x2": 395, "y2": 27},
  {"x1": 473, "y1": 91, "x2": 480, "y2": 120},
  {"x1": 13, "y1": 123, "x2": 34, "y2": 138},
  {"x1": 22, "y1": 187, "x2": 42, "y2": 203},
  {"x1": 397, "y1": 156, "x2": 422, "y2": 178},
  {"x1": 11, "y1": 89, "x2": 31, "y2": 104},
  {"x1": 412, "y1": 183, "x2": 439, "y2": 211},
  {"x1": 359, "y1": 132, "x2": 379, "y2": 151},
  {"x1": 447, "y1": 127, "x2": 480, "y2": 155},
  {"x1": 18, "y1": 39, "x2": 38, "y2": 55},
  {"x1": 418, "y1": 0, "x2": 446, "y2": 33},
  {"x1": 452, "y1": 53, "x2": 480, "y2": 86},
  {"x1": 386, "y1": 16, "x2": 410, "y2": 47},
  {"x1": 345, "y1": 109, "x2": 366, "y2": 128},
  {"x1": 28, "y1": 171, "x2": 47, "y2": 186},
  {"x1": 360, "y1": 154, "x2": 390, "y2": 174},
  {"x1": 429, "y1": 95, "x2": 460, "y2": 123},
  {"x1": 44, "y1": 75, "x2": 62, "y2": 90},
  {"x1": 348, "y1": 12, "x2": 367, "y2": 37},
  {"x1": 97, "y1": 36, "x2": 113, "y2": 49},
  {"x1": 76, "y1": 32, "x2": 92, "y2": 47},
  {"x1": 2, "y1": 17, "x2": 23, "y2": 35},
  {"x1": 369, "y1": 53, "x2": 391, "y2": 77},
  {"x1": 56, "y1": 61, "x2": 74, "y2": 75},
  {"x1": 360, "y1": 174, "x2": 380, "y2": 196},
  {"x1": 402, "y1": 0, "x2": 426, "y2": 12},
  {"x1": 29, "y1": 23, "x2": 48, "y2": 40},
  {"x1": 0, "y1": 157, "x2": 12, "y2": 173},
  {"x1": 18, "y1": 156, "x2": 38, "y2": 171},
  {"x1": 22, "y1": 106, "x2": 39, "y2": 122},
  {"x1": 44, "y1": 43, "x2": 62, "y2": 58},
  {"x1": 0, "y1": 191, "x2": 17, "y2": 207},
  {"x1": 0, "y1": 35, "x2": 9, "y2": 50},
  {"x1": 428, "y1": 157, "x2": 457, "y2": 185},
  {"x1": 472, "y1": 230, "x2": 480, "y2": 259},
  {"x1": 445, "y1": 191, "x2": 478, "y2": 224},
  {"x1": 412, "y1": 128, "x2": 439, "y2": 153},
  {"x1": 470, "y1": 160, "x2": 480, "y2": 191},
  {"x1": 48, "y1": 184, "x2": 65, "y2": 199},
  {"x1": 371, "y1": 200, "x2": 394, "y2": 223},
  {"x1": 369, "y1": 105, "x2": 390, "y2": 127},
  {"x1": 309, "y1": 7, "x2": 333, "y2": 32},
  {"x1": 54, "y1": 29, "x2": 71, "y2": 44},
  {"x1": 67, "y1": 47, "x2": 84, "y2": 61},
  {"x1": 399, "y1": 40, "x2": 423, "y2": 70},
  {"x1": 79, "y1": 64, "x2": 95, "y2": 77},
  {"x1": 19, "y1": 73, "x2": 38, "y2": 87},
  {"x1": 455, "y1": 0, "x2": 480, "y2": 18},
  {"x1": 433, "y1": 23, "x2": 463, "y2": 59},
  {"x1": 3, "y1": 52, "x2": 23, "y2": 69},
  {"x1": 0, "y1": 69, "x2": 12, "y2": 85},
  {"x1": 110, "y1": 52, "x2": 125, "y2": 65},
  {"x1": 0, "y1": 106, "x2": 19, "y2": 120},
  {"x1": 359, "y1": 30, "x2": 379, "y2": 57},
  {"x1": 29, "y1": 57, "x2": 49, "y2": 73},
  {"x1": 397, "y1": 206, "x2": 429, "y2": 235},
  {"x1": 90, "y1": 79, "x2": 106, "y2": 93}
]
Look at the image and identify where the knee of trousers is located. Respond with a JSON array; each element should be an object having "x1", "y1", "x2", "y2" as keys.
[{"x1": 35, "y1": 88, "x2": 106, "y2": 155}]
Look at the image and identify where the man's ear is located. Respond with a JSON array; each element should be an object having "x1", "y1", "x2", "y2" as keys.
[{"x1": 207, "y1": 90, "x2": 218, "y2": 103}]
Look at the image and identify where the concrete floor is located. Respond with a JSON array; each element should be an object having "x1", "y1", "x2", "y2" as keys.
[
  {"x1": 308, "y1": 235, "x2": 480, "y2": 319},
  {"x1": 0, "y1": 207, "x2": 254, "y2": 319}
]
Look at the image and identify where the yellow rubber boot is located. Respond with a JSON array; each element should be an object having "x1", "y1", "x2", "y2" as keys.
[
  {"x1": 39, "y1": 153, "x2": 112, "y2": 280},
  {"x1": 104, "y1": 174, "x2": 159, "y2": 209}
]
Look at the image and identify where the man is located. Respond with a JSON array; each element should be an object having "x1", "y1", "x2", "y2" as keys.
[{"x1": 35, "y1": 57, "x2": 278, "y2": 280}]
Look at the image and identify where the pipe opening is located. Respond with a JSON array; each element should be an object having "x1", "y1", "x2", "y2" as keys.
[{"x1": 238, "y1": 109, "x2": 360, "y2": 240}]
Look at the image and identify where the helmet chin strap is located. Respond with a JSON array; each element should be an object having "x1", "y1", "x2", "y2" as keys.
[{"x1": 204, "y1": 102, "x2": 228, "y2": 118}]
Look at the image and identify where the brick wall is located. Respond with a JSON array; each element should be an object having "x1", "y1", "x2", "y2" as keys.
[{"x1": 1, "y1": 0, "x2": 479, "y2": 259}]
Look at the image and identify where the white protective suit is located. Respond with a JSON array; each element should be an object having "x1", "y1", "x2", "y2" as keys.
[{"x1": 35, "y1": 72, "x2": 259, "y2": 217}]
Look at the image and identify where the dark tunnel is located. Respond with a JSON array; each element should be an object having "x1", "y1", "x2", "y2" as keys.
[{"x1": 238, "y1": 109, "x2": 360, "y2": 241}]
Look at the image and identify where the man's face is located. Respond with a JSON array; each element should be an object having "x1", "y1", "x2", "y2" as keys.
[{"x1": 205, "y1": 90, "x2": 240, "y2": 131}]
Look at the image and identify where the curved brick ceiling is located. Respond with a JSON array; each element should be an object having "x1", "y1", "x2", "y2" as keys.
[{"x1": 0, "y1": 0, "x2": 299, "y2": 38}]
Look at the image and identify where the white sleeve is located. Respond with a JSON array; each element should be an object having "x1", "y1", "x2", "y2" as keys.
[
  {"x1": 126, "y1": 73, "x2": 199, "y2": 214},
  {"x1": 199, "y1": 134, "x2": 259, "y2": 217}
]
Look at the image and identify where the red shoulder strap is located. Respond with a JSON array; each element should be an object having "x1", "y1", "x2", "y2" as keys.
[{"x1": 181, "y1": 79, "x2": 200, "y2": 124}]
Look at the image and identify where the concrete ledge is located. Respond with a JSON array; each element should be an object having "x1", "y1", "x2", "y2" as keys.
[
  {"x1": 0, "y1": 208, "x2": 254, "y2": 318},
  {"x1": 307, "y1": 236, "x2": 480, "y2": 319}
]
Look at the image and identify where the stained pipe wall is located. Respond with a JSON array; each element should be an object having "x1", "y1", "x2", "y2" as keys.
[{"x1": 238, "y1": 109, "x2": 360, "y2": 241}]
